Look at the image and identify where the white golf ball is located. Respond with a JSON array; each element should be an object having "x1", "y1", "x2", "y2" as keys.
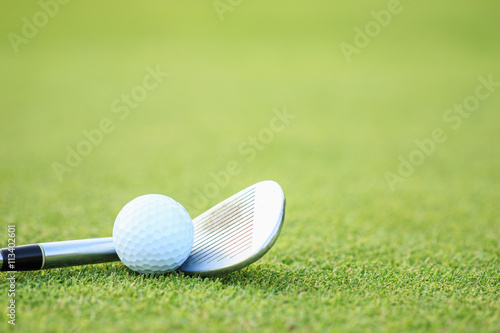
[{"x1": 113, "y1": 194, "x2": 194, "y2": 274}]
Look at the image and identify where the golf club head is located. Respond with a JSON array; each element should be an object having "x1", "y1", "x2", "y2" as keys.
[{"x1": 180, "y1": 180, "x2": 285, "y2": 276}]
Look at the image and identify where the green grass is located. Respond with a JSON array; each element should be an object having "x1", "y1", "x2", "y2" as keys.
[{"x1": 1, "y1": 1, "x2": 499, "y2": 332}]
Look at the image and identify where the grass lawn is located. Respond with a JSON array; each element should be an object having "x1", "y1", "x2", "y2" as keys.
[{"x1": 1, "y1": 1, "x2": 499, "y2": 332}]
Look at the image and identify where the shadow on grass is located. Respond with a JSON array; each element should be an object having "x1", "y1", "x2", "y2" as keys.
[
  {"x1": 12, "y1": 262, "x2": 335, "y2": 294},
  {"x1": 212, "y1": 265, "x2": 334, "y2": 293}
]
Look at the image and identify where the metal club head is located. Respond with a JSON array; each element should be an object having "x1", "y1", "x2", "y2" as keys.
[{"x1": 180, "y1": 180, "x2": 286, "y2": 276}]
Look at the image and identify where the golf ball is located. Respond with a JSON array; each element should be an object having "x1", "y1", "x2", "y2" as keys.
[{"x1": 113, "y1": 194, "x2": 194, "y2": 274}]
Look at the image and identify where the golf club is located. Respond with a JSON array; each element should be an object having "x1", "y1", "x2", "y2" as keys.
[{"x1": 0, "y1": 180, "x2": 285, "y2": 276}]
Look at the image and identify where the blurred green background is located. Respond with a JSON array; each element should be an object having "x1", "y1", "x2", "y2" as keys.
[{"x1": 1, "y1": 1, "x2": 499, "y2": 332}]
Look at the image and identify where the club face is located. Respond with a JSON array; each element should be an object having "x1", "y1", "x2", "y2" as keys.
[{"x1": 180, "y1": 180, "x2": 285, "y2": 276}]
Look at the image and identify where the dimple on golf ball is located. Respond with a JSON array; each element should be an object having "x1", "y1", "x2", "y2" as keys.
[{"x1": 113, "y1": 194, "x2": 194, "y2": 274}]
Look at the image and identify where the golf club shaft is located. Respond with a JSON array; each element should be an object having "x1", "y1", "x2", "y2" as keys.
[{"x1": 0, "y1": 238, "x2": 118, "y2": 271}]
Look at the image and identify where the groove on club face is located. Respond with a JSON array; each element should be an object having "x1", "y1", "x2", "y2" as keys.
[
  {"x1": 180, "y1": 180, "x2": 285, "y2": 276},
  {"x1": 187, "y1": 187, "x2": 256, "y2": 265}
]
